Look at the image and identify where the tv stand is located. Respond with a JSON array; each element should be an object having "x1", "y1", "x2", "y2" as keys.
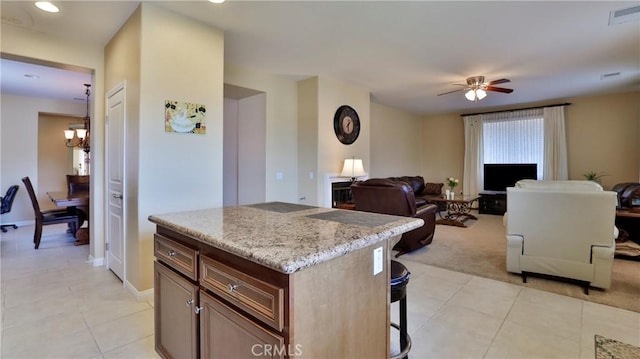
[{"x1": 479, "y1": 191, "x2": 507, "y2": 215}]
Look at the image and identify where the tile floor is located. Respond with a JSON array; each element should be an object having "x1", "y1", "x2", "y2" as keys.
[
  {"x1": 2, "y1": 223, "x2": 639, "y2": 358},
  {"x1": 1, "y1": 224, "x2": 159, "y2": 359}
]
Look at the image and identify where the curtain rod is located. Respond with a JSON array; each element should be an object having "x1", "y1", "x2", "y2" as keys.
[{"x1": 460, "y1": 102, "x2": 571, "y2": 117}]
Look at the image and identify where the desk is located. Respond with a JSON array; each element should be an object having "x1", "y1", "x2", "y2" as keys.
[
  {"x1": 47, "y1": 191, "x2": 89, "y2": 246},
  {"x1": 616, "y1": 208, "x2": 640, "y2": 245},
  {"x1": 428, "y1": 195, "x2": 480, "y2": 227}
]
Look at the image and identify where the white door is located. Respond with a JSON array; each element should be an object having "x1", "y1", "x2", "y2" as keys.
[{"x1": 106, "y1": 84, "x2": 126, "y2": 281}]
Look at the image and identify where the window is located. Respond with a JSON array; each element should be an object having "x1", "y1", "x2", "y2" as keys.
[{"x1": 482, "y1": 109, "x2": 544, "y2": 180}]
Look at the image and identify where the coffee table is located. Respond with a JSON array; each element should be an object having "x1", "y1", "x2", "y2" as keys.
[{"x1": 428, "y1": 194, "x2": 480, "y2": 227}]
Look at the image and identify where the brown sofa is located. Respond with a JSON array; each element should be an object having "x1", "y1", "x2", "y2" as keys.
[
  {"x1": 351, "y1": 178, "x2": 438, "y2": 257},
  {"x1": 387, "y1": 175, "x2": 445, "y2": 209}
]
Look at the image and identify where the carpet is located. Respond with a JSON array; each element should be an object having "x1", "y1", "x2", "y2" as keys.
[
  {"x1": 595, "y1": 335, "x2": 640, "y2": 359},
  {"x1": 400, "y1": 214, "x2": 640, "y2": 313}
]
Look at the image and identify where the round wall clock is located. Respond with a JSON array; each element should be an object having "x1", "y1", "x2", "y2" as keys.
[{"x1": 333, "y1": 105, "x2": 360, "y2": 145}]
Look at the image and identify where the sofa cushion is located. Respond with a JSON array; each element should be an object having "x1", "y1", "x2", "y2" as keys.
[
  {"x1": 389, "y1": 176, "x2": 425, "y2": 195},
  {"x1": 424, "y1": 182, "x2": 443, "y2": 195}
]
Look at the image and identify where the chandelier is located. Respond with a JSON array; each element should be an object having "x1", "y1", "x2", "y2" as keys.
[{"x1": 64, "y1": 84, "x2": 91, "y2": 153}]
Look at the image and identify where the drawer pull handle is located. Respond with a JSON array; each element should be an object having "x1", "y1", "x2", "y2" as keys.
[
  {"x1": 194, "y1": 306, "x2": 203, "y2": 314},
  {"x1": 186, "y1": 299, "x2": 194, "y2": 307},
  {"x1": 227, "y1": 283, "x2": 239, "y2": 293},
  {"x1": 167, "y1": 250, "x2": 177, "y2": 257}
]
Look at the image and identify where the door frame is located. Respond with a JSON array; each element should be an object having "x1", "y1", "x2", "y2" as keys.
[{"x1": 105, "y1": 81, "x2": 127, "y2": 284}]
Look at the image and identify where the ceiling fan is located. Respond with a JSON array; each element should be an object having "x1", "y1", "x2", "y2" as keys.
[{"x1": 437, "y1": 76, "x2": 513, "y2": 102}]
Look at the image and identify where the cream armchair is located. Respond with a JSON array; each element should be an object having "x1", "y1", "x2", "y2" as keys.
[{"x1": 505, "y1": 180, "x2": 617, "y2": 292}]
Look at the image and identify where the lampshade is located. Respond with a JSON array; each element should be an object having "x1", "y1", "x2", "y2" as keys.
[
  {"x1": 64, "y1": 130, "x2": 75, "y2": 140},
  {"x1": 465, "y1": 88, "x2": 487, "y2": 102},
  {"x1": 76, "y1": 129, "x2": 87, "y2": 139},
  {"x1": 341, "y1": 158, "x2": 366, "y2": 178},
  {"x1": 465, "y1": 89, "x2": 476, "y2": 101}
]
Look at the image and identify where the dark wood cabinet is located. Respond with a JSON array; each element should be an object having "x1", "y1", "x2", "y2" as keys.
[
  {"x1": 199, "y1": 290, "x2": 285, "y2": 359},
  {"x1": 479, "y1": 191, "x2": 507, "y2": 215},
  {"x1": 153, "y1": 225, "x2": 390, "y2": 358},
  {"x1": 154, "y1": 261, "x2": 199, "y2": 359}
]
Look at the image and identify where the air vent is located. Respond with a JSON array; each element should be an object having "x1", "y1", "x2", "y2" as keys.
[
  {"x1": 601, "y1": 72, "x2": 621, "y2": 80},
  {"x1": 609, "y1": 5, "x2": 640, "y2": 25}
]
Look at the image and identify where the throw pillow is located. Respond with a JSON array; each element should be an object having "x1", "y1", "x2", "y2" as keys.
[{"x1": 424, "y1": 182, "x2": 443, "y2": 195}]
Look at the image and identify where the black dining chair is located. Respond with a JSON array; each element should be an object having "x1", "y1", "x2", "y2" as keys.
[
  {"x1": 1, "y1": 185, "x2": 19, "y2": 232},
  {"x1": 21, "y1": 176, "x2": 83, "y2": 249}
]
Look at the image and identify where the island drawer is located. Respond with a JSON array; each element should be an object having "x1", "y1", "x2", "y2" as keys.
[
  {"x1": 154, "y1": 234, "x2": 199, "y2": 281},
  {"x1": 200, "y1": 255, "x2": 284, "y2": 331}
]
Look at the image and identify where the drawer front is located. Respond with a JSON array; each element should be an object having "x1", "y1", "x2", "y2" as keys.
[
  {"x1": 154, "y1": 234, "x2": 199, "y2": 281},
  {"x1": 200, "y1": 256, "x2": 284, "y2": 331}
]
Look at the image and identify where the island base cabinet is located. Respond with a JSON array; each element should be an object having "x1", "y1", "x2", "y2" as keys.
[
  {"x1": 155, "y1": 261, "x2": 199, "y2": 359},
  {"x1": 199, "y1": 290, "x2": 285, "y2": 359}
]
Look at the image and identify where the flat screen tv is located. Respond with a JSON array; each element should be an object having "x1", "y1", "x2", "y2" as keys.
[{"x1": 484, "y1": 163, "x2": 537, "y2": 192}]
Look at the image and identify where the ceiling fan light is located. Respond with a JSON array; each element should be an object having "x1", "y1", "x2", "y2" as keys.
[
  {"x1": 476, "y1": 89, "x2": 487, "y2": 100},
  {"x1": 465, "y1": 89, "x2": 476, "y2": 101},
  {"x1": 35, "y1": 2, "x2": 59, "y2": 13}
]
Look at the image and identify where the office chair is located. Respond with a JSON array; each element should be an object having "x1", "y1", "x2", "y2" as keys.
[
  {"x1": 21, "y1": 177, "x2": 82, "y2": 249},
  {"x1": 1, "y1": 185, "x2": 19, "y2": 232}
]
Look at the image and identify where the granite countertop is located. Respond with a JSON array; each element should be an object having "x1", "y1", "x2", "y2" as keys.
[{"x1": 148, "y1": 202, "x2": 423, "y2": 274}]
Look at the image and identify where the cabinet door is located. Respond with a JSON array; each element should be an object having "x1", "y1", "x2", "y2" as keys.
[
  {"x1": 155, "y1": 261, "x2": 199, "y2": 359},
  {"x1": 199, "y1": 290, "x2": 285, "y2": 359}
]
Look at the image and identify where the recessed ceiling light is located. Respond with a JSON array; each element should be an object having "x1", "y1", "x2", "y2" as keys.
[
  {"x1": 24, "y1": 74, "x2": 40, "y2": 79},
  {"x1": 208, "y1": 0, "x2": 225, "y2": 3},
  {"x1": 35, "y1": 2, "x2": 60, "y2": 13}
]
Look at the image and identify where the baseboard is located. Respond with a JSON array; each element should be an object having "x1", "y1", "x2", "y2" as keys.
[
  {"x1": 0, "y1": 219, "x2": 35, "y2": 227},
  {"x1": 125, "y1": 280, "x2": 154, "y2": 302},
  {"x1": 87, "y1": 255, "x2": 104, "y2": 266}
]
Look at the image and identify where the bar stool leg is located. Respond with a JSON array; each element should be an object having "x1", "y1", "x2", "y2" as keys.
[{"x1": 400, "y1": 296, "x2": 408, "y2": 359}]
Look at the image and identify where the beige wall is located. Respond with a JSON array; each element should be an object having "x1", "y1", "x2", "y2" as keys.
[
  {"x1": 297, "y1": 77, "x2": 319, "y2": 204},
  {"x1": 370, "y1": 102, "x2": 424, "y2": 178},
  {"x1": 38, "y1": 114, "x2": 84, "y2": 211},
  {"x1": 422, "y1": 91, "x2": 640, "y2": 191},
  {"x1": 0, "y1": 94, "x2": 84, "y2": 223},
  {"x1": 1, "y1": 24, "x2": 105, "y2": 260},
  {"x1": 105, "y1": 6, "x2": 143, "y2": 290},
  {"x1": 225, "y1": 64, "x2": 299, "y2": 203},
  {"x1": 104, "y1": 3, "x2": 225, "y2": 292},
  {"x1": 297, "y1": 76, "x2": 371, "y2": 207},
  {"x1": 565, "y1": 91, "x2": 639, "y2": 189}
]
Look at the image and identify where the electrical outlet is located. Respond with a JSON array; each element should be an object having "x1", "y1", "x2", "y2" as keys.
[{"x1": 373, "y1": 247, "x2": 383, "y2": 275}]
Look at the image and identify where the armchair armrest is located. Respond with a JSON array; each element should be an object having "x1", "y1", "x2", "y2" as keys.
[{"x1": 416, "y1": 203, "x2": 438, "y2": 216}]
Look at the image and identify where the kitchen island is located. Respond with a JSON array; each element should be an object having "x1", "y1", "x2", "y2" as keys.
[{"x1": 149, "y1": 202, "x2": 423, "y2": 358}]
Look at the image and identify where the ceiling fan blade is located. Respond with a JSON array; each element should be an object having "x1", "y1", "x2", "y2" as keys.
[
  {"x1": 486, "y1": 86, "x2": 513, "y2": 94},
  {"x1": 488, "y1": 78, "x2": 510, "y2": 85},
  {"x1": 437, "y1": 88, "x2": 465, "y2": 96}
]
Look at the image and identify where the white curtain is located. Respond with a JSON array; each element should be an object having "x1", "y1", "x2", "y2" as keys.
[
  {"x1": 543, "y1": 106, "x2": 568, "y2": 180},
  {"x1": 463, "y1": 115, "x2": 483, "y2": 197}
]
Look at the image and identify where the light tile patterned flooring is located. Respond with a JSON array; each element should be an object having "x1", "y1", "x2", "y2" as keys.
[
  {"x1": 1, "y1": 224, "x2": 159, "y2": 359},
  {"x1": 2, "y1": 223, "x2": 639, "y2": 358}
]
